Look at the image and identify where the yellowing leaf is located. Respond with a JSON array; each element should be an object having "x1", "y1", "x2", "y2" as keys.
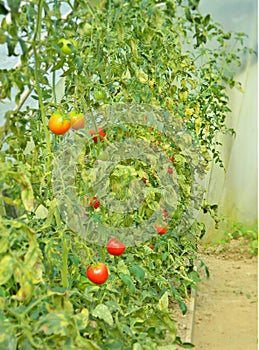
[
  {"x1": 92, "y1": 304, "x2": 113, "y2": 326},
  {"x1": 34, "y1": 204, "x2": 48, "y2": 219},
  {"x1": 195, "y1": 117, "x2": 202, "y2": 136},
  {"x1": 9, "y1": 172, "x2": 34, "y2": 212},
  {"x1": 0, "y1": 237, "x2": 9, "y2": 254},
  {"x1": 158, "y1": 291, "x2": 169, "y2": 311},
  {"x1": 73, "y1": 308, "x2": 89, "y2": 330},
  {"x1": 0, "y1": 255, "x2": 14, "y2": 285},
  {"x1": 37, "y1": 312, "x2": 71, "y2": 336},
  {"x1": 23, "y1": 138, "x2": 35, "y2": 155},
  {"x1": 130, "y1": 39, "x2": 138, "y2": 57}
]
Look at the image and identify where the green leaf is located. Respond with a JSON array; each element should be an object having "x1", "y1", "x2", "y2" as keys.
[
  {"x1": 128, "y1": 265, "x2": 145, "y2": 283},
  {"x1": 7, "y1": 0, "x2": 21, "y2": 13},
  {"x1": 37, "y1": 312, "x2": 71, "y2": 336},
  {"x1": 0, "y1": 323, "x2": 16, "y2": 350},
  {"x1": 73, "y1": 308, "x2": 89, "y2": 330},
  {"x1": 0, "y1": 1, "x2": 8, "y2": 15},
  {"x1": 19, "y1": 338, "x2": 38, "y2": 350},
  {"x1": 6, "y1": 37, "x2": 18, "y2": 56},
  {"x1": 203, "y1": 14, "x2": 210, "y2": 26},
  {"x1": 175, "y1": 336, "x2": 195, "y2": 348},
  {"x1": 92, "y1": 304, "x2": 114, "y2": 326},
  {"x1": 118, "y1": 272, "x2": 135, "y2": 293},
  {"x1": 178, "y1": 300, "x2": 187, "y2": 315},
  {"x1": 0, "y1": 29, "x2": 7, "y2": 43},
  {"x1": 75, "y1": 336, "x2": 102, "y2": 350},
  {"x1": 117, "y1": 260, "x2": 131, "y2": 275}
]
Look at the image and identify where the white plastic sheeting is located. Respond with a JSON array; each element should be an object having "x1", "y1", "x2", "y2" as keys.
[{"x1": 198, "y1": 0, "x2": 258, "y2": 241}]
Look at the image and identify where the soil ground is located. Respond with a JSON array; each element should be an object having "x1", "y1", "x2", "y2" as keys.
[{"x1": 192, "y1": 238, "x2": 258, "y2": 350}]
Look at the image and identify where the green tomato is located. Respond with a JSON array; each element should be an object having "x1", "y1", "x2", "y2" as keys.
[
  {"x1": 93, "y1": 90, "x2": 107, "y2": 101},
  {"x1": 58, "y1": 38, "x2": 77, "y2": 55},
  {"x1": 83, "y1": 23, "x2": 92, "y2": 35}
]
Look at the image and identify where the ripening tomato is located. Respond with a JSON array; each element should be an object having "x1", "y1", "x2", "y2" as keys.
[
  {"x1": 86, "y1": 262, "x2": 108, "y2": 284},
  {"x1": 162, "y1": 209, "x2": 169, "y2": 219},
  {"x1": 48, "y1": 112, "x2": 71, "y2": 135},
  {"x1": 107, "y1": 238, "x2": 126, "y2": 256},
  {"x1": 168, "y1": 166, "x2": 173, "y2": 174},
  {"x1": 58, "y1": 38, "x2": 77, "y2": 55},
  {"x1": 90, "y1": 128, "x2": 106, "y2": 143},
  {"x1": 90, "y1": 196, "x2": 100, "y2": 209},
  {"x1": 68, "y1": 111, "x2": 85, "y2": 130},
  {"x1": 155, "y1": 223, "x2": 169, "y2": 235}
]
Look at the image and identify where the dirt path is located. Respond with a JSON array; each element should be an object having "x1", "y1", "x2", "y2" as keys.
[{"x1": 192, "y1": 239, "x2": 257, "y2": 350}]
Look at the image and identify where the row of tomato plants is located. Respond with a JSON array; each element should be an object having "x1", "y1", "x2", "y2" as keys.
[{"x1": 0, "y1": 0, "x2": 246, "y2": 348}]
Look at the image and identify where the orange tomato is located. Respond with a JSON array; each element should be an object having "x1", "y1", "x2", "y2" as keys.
[
  {"x1": 48, "y1": 112, "x2": 71, "y2": 135},
  {"x1": 155, "y1": 223, "x2": 169, "y2": 235},
  {"x1": 68, "y1": 111, "x2": 85, "y2": 130}
]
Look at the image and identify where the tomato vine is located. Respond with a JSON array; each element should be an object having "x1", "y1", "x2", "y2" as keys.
[{"x1": 0, "y1": 0, "x2": 251, "y2": 349}]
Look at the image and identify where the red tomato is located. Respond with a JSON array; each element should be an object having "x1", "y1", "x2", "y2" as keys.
[
  {"x1": 107, "y1": 238, "x2": 126, "y2": 256},
  {"x1": 86, "y1": 262, "x2": 108, "y2": 284},
  {"x1": 90, "y1": 128, "x2": 106, "y2": 143},
  {"x1": 155, "y1": 224, "x2": 169, "y2": 235},
  {"x1": 68, "y1": 111, "x2": 85, "y2": 130},
  {"x1": 48, "y1": 112, "x2": 71, "y2": 135},
  {"x1": 168, "y1": 166, "x2": 173, "y2": 174},
  {"x1": 149, "y1": 244, "x2": 154, "y2": 250},
  {"x1": 90, "y1": 197, "x2": 100, "y2": 209},
  {"x1": 170, "y1": 157, "x2": 175, "y2": 162}
]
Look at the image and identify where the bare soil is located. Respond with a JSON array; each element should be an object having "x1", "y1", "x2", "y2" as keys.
[{"x1": 192, "y1": 238, "x2": 258, "y2": 350}]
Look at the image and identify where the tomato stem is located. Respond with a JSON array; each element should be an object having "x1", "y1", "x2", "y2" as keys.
[
  {"x1": 32, "y1": 0, "x2": 52, "y2": 187},
  {"x1": 61, "y1": 232, "x2": 69, "y2": 289}
]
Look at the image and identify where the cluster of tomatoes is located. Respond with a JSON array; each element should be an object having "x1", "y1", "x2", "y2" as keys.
[
  {"x1": 85, "y1": 195, "x2": 170, "y2": 285},
  {"x1": 48, "y1": 111, "x2": 85, "y2": 134},
  {"x1": 48, "y1": 111, "x2": 107, "y2": 146},
  {"x1": 86, "y1": 238, "x2": 126, "y2": 285},
  {"x1": 49, "y1": 112, "x2": 172, "y2": 285},
  {"x1": 85, "y1": 196, "x2": 126, "y2": 284}
]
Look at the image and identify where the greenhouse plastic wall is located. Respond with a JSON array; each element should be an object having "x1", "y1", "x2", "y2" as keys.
[
  {"x1": 0, "y1": 0, "x2": 257, "y2": 242},
  {"x1": 198, "y1": 0, "x2": 258, "y2": 241}
]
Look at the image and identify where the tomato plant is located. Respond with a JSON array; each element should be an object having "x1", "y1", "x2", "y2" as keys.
[
  {"x1": 86, "y1": 262, "x2": 109, "y2": 284},
  {"x1": 0, "y1": 0, "x2": 248, "y2": 348},
  {"x1": 107, "y1": 238, "x2": 126, "y2": 256},
  {"x1": 48, "y1": 111, "x2": 71, "y2": 135}
]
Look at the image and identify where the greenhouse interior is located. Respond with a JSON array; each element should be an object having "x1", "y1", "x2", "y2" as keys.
[{"x1": 0, "y1": 0, "x2": 257, "y2": 349}]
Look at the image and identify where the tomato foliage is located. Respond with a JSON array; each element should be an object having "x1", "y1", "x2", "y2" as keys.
[{"x1": 0, "y1": 0, "x2": 249, "y2": 349}]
